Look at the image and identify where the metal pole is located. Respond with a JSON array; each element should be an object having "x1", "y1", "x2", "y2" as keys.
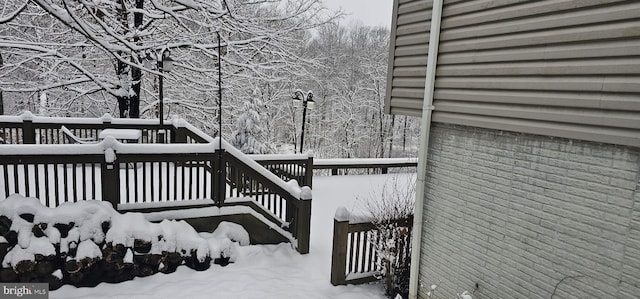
[
  {"x1": 300, "y1": 100, "x2": 307, "y2": 153},
  {"x1": 217, "y1": 31, "x2": 224, "y2": 207},
  {"x1": 158, "y1": 58, "x2": 164, "y2": 126},
  {"x1": 218, "y1": 32, "x2": 222, "y2": 147}
]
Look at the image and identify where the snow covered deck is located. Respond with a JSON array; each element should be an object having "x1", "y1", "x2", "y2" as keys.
[{"x1": 0, "y1": 114, "x2": 313, "y2": 254}]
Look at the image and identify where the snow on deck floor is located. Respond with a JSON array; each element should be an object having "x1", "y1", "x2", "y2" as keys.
[{"x1": 51, "y1": 173, "x2": 416, "y2": 299}]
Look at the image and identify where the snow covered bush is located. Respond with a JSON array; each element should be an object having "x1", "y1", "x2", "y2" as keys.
[
  {"x1": 0, "y1": 195, "x2": 248, "y2": 289},
  {"x1": 230, "y1": 89, "x2": 274, "y2": 154},
  {"x1": 361, "y1": 176, "x2": 416, "y2": 299}
]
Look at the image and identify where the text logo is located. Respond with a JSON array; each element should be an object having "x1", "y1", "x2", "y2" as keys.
[{"x1": 0, "y1": 284, "x2": 48, "y2": 299}]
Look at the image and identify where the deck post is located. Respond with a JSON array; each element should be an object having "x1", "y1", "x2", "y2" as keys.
[
  {"x1": 23, "y1": 120, "x2": 35, "y2": 144},
  {"x1": 213, "y1": 149, "x2": 226, "y2": 206},
  {"x1": 296, "y1": 195, "x2": 312, "y2": 254},
  {"x1": 172, "y1": 126, "x2": 188, "y2": 144},
  {"x1": 304, "y1": 155, "x2": 313, "y2": 188},
  {"x1": 101, "y1": 155, "x2": 120, "y2": 209},
  {"x1": 330, "y1": 209, "x2": 349, "y2": 285}
]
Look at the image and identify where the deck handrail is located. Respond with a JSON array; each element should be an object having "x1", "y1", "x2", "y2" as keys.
[
  {"x1": 248, "y1": 156, "x2": 417, "y2": 187},
  {"x1": 314, "y1": 158, "x2": 417, "y2": 175},
  {"x1": 224, "y1": 142, "x2": 311, "y2": 253},
  {"x1": 249, "y1": 154, "x2": 314, "y2": 187}
]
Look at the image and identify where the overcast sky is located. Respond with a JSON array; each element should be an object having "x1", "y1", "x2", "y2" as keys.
[{"x1": 322, "y1": 0, "x2": 393, "y2": 28}]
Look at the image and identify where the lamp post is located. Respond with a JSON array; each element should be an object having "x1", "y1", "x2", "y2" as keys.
[
  {"x1": 292, "y1": 89, "x2": 314, "y2": 154},
  {"x1": 146, "y1": 49, "x2": 173, "y2": 142},
  {"x1": 157, "y1": 49, "x2": 173, "y2": 126},
  {"x1": 216, "y1": 32, "x2": 224, "y2": 207}
]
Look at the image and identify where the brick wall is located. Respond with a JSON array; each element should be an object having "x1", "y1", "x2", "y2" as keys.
[{"x1": 417, "y1": 123, "x2": 640, "y2": 298}]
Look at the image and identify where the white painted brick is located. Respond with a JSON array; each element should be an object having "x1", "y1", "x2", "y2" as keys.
[
  {"x1": 417, "y1": 123, "x2": 640, "y2": 299},
  {"x1": 613, "y1": 159, "x2": 638, "y2": 171}
]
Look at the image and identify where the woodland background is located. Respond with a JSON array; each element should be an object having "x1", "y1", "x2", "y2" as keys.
[{"x1": 0, "y1": 0, "x2": 420, "y2": 158}]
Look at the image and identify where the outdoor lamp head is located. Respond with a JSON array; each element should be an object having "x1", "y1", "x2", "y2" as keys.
[
  {"x1": 306, "y1": 91, "x2": 314, "y2": 109},
  {"x1": 293, "y1": 89, "x2": 304, "y2": 101},
  {"x1": 143, "y1": 53, "x2": 154, "y2": 69},
  {"x1": 162, "y1": 50, "x2": 173, "y2": 73}
]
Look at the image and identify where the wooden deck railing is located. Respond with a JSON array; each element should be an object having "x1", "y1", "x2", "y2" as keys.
[
  {"x1": 226, "y1": 146, "x2": 311, "y2": 254},
  {"x1": 314, "y1": 158, "x2": 418, "y2": 175},
  {"x1": 0, "y1": 142, "x2": 223, "y2": 207},
  {"x1": 248, "y1": 156, "x2": 417, "y2": 188},
  {"x1": 0, "y1": 151, "x2": 104, "y2": 207},
  {"x1": 250, "y1": 154, "x2": 314, "y2": 187},
  {"x1": 0, "y1": 114, "x2": 312, "y2": 254},
  {"x1": 330, "y1": 207, "x2": 412, "y2": 286},
  {"x1": 0, "y1": 112, "x2": 179, "y2": 144}
]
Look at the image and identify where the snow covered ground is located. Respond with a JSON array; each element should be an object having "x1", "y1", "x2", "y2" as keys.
[{"x1": 51, "y1": 173, "x2": 417, "y2": 299}]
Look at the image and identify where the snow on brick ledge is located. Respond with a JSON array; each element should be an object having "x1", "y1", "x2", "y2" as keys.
[{"x1": 0, "y1": 194, "x2": 248, "y2": 289}]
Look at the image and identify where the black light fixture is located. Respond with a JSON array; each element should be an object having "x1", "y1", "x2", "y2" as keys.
[
  {"x1": 158, "y1": 49, "x2": 173, "y2": 127},
  {"x1": 145, "y1": 49, "x2": 173, "y2": 127},
  {"x1": 292, "y1": 89, "x2": 314, "y2": 153}
]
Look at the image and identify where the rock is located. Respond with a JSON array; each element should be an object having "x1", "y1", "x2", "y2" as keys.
[
  {"x1": 214, "y1": 255, "x2": 231, "y2": 267},
  {"x1": 32, "y1": 223, "x2": 48, "y2": 238},
  {"x1": 0, "y1": 267, "x2": 18, "y2": 282},
  {"x1": 68, "y1": 271, "x2": 84, "y2": 284},
  {"x1": 18, "y1": 213, "x2": 34, "y2": 223},
  {"x1": 4, "y1": 230, "x2": 17, "y2": 246},
  {"x1": 101, "y1": 221, "x2": 110, "y2": 235},
  {"x1": 184, "y1": 251, "x2": 211, "y2": 271},
  {"x1": 165, "y1": 252, "x2": 182, "y2": 265},
  {"x1": 133, "y1": 239, "x2": 151, "y2": 254},
  {"x1": 80, "y1": 257, "x2": 98, "y2": 270},
  {"x1": 0, "y1": 242, "x2": 8, "y2": 263},
  {"x1": 135, "y1": 265, "x2": 155, "y2": 277},
  {"x1": 14, "y1": 260, "x2": 35, "y2": 274},
  {"x1": 141, "y1": 254, "x2": 162, "y2": 266},
  {"x1": 34, "y1": 260, "x2": 55, "y2": 277},
  {"x1": 0, "y1": 216, "x2": 11, "y2": 235},
  {"x1": 103, "y1": 246, "x2": 121, "y2": 264},
  {"x1": 45, "y1": 273, "x2": 64, "y2": 290},
  {"x1": 64, "y1": 260, "x2": 81, "y2": 274},
  {"x1": 53, "y1": 223, "x2": 74, "y2": 238}
]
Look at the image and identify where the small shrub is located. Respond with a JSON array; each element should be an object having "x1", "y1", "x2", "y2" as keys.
[{"x1": 361, "y1": 175, "x2": 416, "y2": 299}]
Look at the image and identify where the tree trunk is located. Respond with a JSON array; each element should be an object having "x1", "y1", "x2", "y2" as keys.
[
  {"x1": 402, "y1": 116, "x2": 408, "y2": 152},
  {"x1": 116, "y1": 60, "x2": 129, "y2": 118}
]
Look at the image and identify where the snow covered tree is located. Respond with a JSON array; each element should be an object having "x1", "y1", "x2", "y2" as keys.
[
  {"x1": 230, "y1": 89, "x2": 272, "y2": 154},
  {"x1": 0, "y1": 0, "x2": 335, "y2": 121}
]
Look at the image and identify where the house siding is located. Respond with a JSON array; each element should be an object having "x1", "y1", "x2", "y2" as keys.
[
  {"x1": 386, "y1": 0, "x2": 640, "y2": 147},
  {"x1": 417, "y1": 123, "x2": 640, "y2": 298},
  {"x1": 385, "y1": 0, "x2": 432, "y2": 116}
]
